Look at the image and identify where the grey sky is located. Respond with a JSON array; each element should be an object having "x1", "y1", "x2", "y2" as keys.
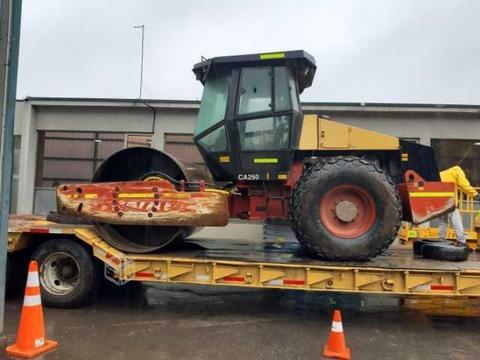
[{"x1": 17, "y1": 0, "x2": 480, "y2": 104}]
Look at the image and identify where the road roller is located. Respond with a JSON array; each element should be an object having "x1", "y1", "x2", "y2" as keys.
[{"x1": 56, "y1": 50, "x2": 455, "y2": 260}]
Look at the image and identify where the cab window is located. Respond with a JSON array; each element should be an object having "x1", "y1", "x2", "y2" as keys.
[
  {"x1": 238, "y1": 67, "x2": 272, "y2": 115},
  {"x1": 237, "y1": 66, "x2": 299, "y2": 115},
  {"x1": 195, "y1": 74, "x2": 230, "y2": 136},
  {"x1": 287, "y1": 68, "x2": 300, "y2": 112},
  {"x1": 238, "y1": 115, "x2": 290, "y2": 151},
  {"x1": 274, "y1": 67, "x2": 292, "y2": 112},
  {"x1": 197, "y1": 126, "x2": 228, "y2": 152}
]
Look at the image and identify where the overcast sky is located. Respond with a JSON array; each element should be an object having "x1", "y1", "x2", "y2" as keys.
[{"x1": 16, "y1": 0, "x2": 480, "y2": 104}]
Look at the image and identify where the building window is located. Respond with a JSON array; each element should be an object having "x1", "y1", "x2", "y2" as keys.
[
  {"x1": 127, "y1": 134, "x2": 153, "y2": 148},
  {"x1": 35, "y1": 131, "x2": 152, "y2": 187},
  {"x1": 431, "y1": 139, "x2": 480, "y2": 185}
]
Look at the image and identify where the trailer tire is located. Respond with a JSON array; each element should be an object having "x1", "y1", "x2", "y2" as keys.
[
  {"x1": 31, "y1": 238, "x2": 96, "y2": 308},
  {"x1": 290, "y1": 156, "x2": 401, "y2": 261}
]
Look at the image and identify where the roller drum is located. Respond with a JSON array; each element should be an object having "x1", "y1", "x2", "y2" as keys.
[{"x1": 92, "y1": 147, "x2": 212, "y2": 253}]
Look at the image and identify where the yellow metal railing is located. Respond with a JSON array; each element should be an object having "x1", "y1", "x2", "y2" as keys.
[
  {"x1": 458, "y1": 186, "x2": 480, "y2": 230},
  {"x1": 398, "y1": 187, "x2": 480, "y2": 247}
]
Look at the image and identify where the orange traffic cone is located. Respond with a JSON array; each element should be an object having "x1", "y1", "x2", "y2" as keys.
[
  {"x1": 6, "y1": 261, "x2": 57, "y2": 358},
  {"x1": 323, "y1": 309, "x2": 351, "y2": 360}
]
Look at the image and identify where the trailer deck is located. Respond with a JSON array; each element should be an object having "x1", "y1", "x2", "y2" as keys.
[{"x1": 8, "y1": 215, "x2": 480, "y2": 298}]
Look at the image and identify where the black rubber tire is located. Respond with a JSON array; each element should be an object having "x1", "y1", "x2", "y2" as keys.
[
  {"x1": 31, "y1": 238, "x2": 96, "y2": 308},
  {"x1": 413, "y1": 239, "x2": 451, "y2": 255},
  {"x1": 288, "y1": 174, "x2": 303, "y2": 242},
  {"x1": 421, "y1": 242, "x2": 469, "y2": 262},
  {"x1": 290, "y1": 156, "x2": 401, "y2": 261}
]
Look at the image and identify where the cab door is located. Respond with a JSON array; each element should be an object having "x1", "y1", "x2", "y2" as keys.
[
  {"x1": 193, "y1": 72, "x2": 236, "y2": 181},
  {"x1": 230, "y1": 66, "x2": 301, "y2": 181}
]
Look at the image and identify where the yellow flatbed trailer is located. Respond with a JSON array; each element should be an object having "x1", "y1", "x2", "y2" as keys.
[{"x1": 7, "y1": 215, "x2": 480, "y2": 308}]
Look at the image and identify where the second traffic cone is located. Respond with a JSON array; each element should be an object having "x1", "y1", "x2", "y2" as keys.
[
  {"x1": 6, "y1": 260, "x2": 57, "y2": 358},
  {"x1": 323, "y1": 309, "x2": 351, "y2": 360}
]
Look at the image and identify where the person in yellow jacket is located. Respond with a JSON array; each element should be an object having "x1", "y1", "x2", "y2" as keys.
[{"x1": 439, "y1": 166, "x2": 480, "y2": 249}]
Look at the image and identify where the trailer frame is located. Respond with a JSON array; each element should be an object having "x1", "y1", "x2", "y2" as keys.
[{"x1": 7, "y1": 215, "x2": 480, "y2": 303}]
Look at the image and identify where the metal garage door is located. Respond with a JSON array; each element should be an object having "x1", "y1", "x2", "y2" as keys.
[
  {"x1": 34, "y1": 131, "x2": 152, "y2": 214},
  {"x1": 164, "y1": 133, "x2": 204, "y2": 167}
]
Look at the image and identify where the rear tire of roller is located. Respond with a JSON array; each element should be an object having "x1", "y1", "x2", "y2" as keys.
[{"x1": 290, "y1": 156, "x2": 401, "y2": 261}]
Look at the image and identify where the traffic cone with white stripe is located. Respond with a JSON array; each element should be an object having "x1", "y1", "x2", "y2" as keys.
[
  {"x1": 6, "y1": 261, "x2": 57, "y2": 358},
  {"x1": 323, "y1": 309, "x2": 351, "y2": 360}
]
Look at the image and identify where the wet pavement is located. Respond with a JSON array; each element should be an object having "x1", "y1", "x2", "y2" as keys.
[{"x1": 1, "y1": 283, "x2": 480, "y2": 360}]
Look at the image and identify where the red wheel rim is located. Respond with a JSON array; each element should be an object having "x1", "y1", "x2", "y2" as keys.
[{"x1": 319, "y1": 185, "x2": 376, "y2": 239}]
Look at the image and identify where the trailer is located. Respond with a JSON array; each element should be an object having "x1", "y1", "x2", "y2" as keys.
[{"x1": 7, "y1": 214, "x2": 480, "y2": 308}]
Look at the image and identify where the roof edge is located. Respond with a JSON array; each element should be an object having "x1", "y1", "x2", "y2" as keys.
[{"x1": 16, "y1": 97, "x2": 480, "y2": 112}]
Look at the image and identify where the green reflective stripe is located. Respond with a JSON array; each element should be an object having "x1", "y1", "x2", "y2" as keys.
[
  {"x1": 253, "y1": 158, "x2": 278, "y2": 164},
  {"x1": 260, "y1": 52, "x2": 285, "y2": 60}
]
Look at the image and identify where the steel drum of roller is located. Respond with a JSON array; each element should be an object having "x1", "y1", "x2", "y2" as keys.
[{"x1": 92, "y1": 147, "x2": 212, "y2": 253}]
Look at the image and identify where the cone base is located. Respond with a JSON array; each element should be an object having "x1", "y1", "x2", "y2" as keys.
[
  {"x1": 323, "y1": 344, "x2": 351, "y2": 360},
  {"x1": 6, "y1": 339, "x2": 58, "y2": 358}
]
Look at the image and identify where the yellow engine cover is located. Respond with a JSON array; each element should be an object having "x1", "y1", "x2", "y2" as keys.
[{"x1": 298, "y1": 115, "x2": 400, "y2": 151}]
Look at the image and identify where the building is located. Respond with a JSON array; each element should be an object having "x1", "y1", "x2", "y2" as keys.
[{"x1": 12, "y1": 97, "x2": 480, "y2": 214}]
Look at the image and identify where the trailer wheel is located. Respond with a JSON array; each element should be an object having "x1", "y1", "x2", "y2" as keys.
[
  {"x1": 31, "y1": 238, "x2": 96, "y2": 308},
  {"x1": 290, "y1": 156, "x2": 401, "y2": 261}
]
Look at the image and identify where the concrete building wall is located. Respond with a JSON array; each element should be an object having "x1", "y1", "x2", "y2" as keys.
[
  {"x1": 15, "y1": 102, "x2": 36, "y2": 214},
  {"x1": 153, "y1": 108, "x2": 198, "y2": 150},
  {"x1": 35, "y1": 106, "x2": 154, "y2": 133},
  {"x1": 12, "y1": 98, "x2": 480, "y2": 214}
]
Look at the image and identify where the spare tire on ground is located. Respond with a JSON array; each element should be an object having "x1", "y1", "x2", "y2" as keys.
[{"x1": 421, "y1": 242, "x2": 469, "y2": 262}]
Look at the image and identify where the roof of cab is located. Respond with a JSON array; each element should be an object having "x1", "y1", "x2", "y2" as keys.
[{"x1": 192, "y1": 50, "x2": 316, "y2": 93}]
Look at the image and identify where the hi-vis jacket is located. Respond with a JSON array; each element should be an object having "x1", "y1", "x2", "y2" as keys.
[{"x1": 440, "y1": 166, "x2": 478, "y2": 198}]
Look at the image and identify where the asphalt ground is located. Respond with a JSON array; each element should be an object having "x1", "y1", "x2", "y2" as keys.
[{"x1": 1, "y1": 282, "x2": 480, "y2": 360}]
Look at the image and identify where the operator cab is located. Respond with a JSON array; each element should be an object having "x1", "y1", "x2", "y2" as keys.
[{"x1": 192, "y1": 50, "x2": 316, "y2": 182}]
